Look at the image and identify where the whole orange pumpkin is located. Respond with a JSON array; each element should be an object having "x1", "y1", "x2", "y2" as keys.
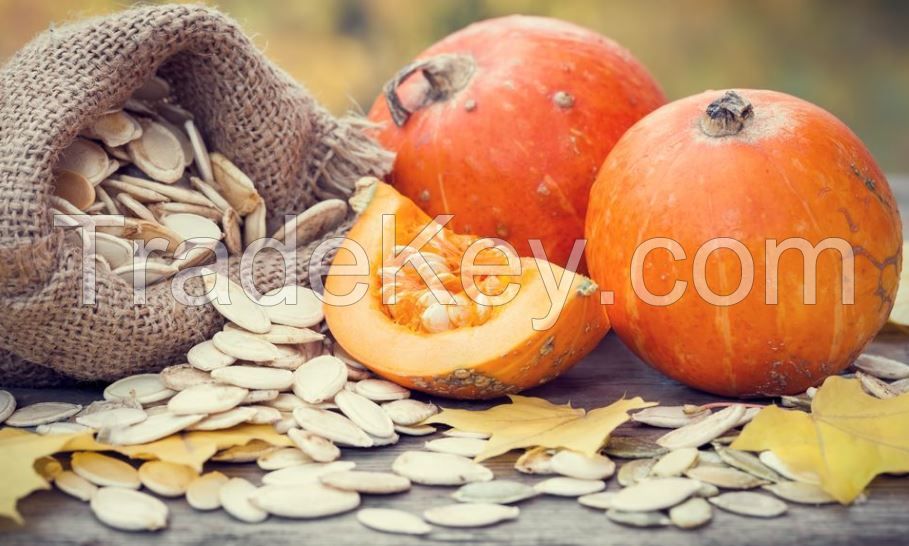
[
  {"x1": 586, "y1": 89, "x2": 903, "y2": 397},
  {"x1": 368, "y1": 15, "x2": 665, "y2": 268}
]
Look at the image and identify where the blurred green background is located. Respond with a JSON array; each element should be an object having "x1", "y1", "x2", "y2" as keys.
[{"x1": 2, "y1": 0, "x2": 907, "y2": 172}]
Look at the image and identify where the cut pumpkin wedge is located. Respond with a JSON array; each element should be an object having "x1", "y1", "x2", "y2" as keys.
[{"x1": 324, "y1": 179, "x2": 609, "y2": 399}]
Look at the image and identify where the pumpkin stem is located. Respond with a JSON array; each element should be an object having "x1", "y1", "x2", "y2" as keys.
[
  {"x1": 700, "y1": 90, "x2": 754, "y2": 137},
  {"x1": 383, "y1": 54, "x2": 476, "y2": 127}
]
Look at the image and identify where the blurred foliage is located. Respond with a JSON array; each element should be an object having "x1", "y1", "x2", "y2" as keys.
[{"x1": 1, "y1": 0, "x2": 907, "y2": 172}]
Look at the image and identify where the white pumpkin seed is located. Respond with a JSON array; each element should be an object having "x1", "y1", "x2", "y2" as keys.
[
  {"x1": 606, "y1": 509, "x2": 671, "y2": 527},
  {"x1": 273, "y1": 415, "x2": 297, "y2": 434},
  {"x1": 287, "y1": 428, "x2": 341, "y2": 462},
  {"x1": 190, "y1": 176, "x2": 230, "y2": 211},
  {"x1": 452, "y1": 480, "x2": 538, "y2": 504},
  {"x1": 244, "y1": 201, "x2": 265, "y2": 247},
  {"x1": 5, "y1": 402, "x2": 82, "y2": 427},
  {"x1": 357, "y1": 508, "x2": 431, "y2": 535},
  {"x1": 603, "y1": 436, "x2": 668, "y2": 459},
  {"x1": 369, "y1": 432, "x2": 400, "y2": 446},
  {"x1": 611, "y1": 478, "x2": 701, "y2": 512},
  {"x1": 94, "y1": 233, "x2": 134, "y2": 269},
  {"x1": 90, "y1": 487, "x2": 168, "y2": 531},
  {"x1": 534, "y1": 477, "x2": 606, "y2": 497},
  {"x1": 853, "y1": 353, "x2": 909, "y2": 380},
  {"x1": 245, "y1": 405, "x2": 282, "y2": 424},
  {"x1": 258, "y1": 285, "x2": 324, "y2": 328},
  {"x1": 715, "y1": 446, "x2": 781, "y2": 483},
  {"x1": 203, "y1": 271, "x2": 271, "y2": 334},
  {"x1": 293, "y1": 406, "x2": 373, "y2": 447},
  {"x1": 211, "y1": 365, "x2": 293, "y2": 391},
  {"x1": 382, "y1": 399, "x2": 439, "y2": 426},
  {"x1": 210, "y1": 153, "x2": 262, "y2": 215},
  {"x1": 265, "y1": 393, "x2": 311, "y2": 412},
  {"x1": 211, "y1": 440, "x2": 275, "y2": 463},
  {"x1": 225, "y1": 322, "x2": 324, "y2": 345},
  {"x1": 71, "y1": 452, "x2": 141, "y2": 489},
  {"x1": 395, "y1": 424, "x2": 437, "y2": 436},
  {"x1": 320, "y1": 470, "x2": 412, "y2": 494},
  {"x1": 424, "y1": 437, "x2": 488, "y2": 458},
  {"x1": 669, "y1": 497, "x2": 713, "y2": 529},
  {"x1": 138, "y1": 461, "x2": 198, "y2": 497},
  {"x1": 262, "y1": 461, "x2": 357, "y2": 486},
  {"x1": 515, "y1": 447, "x2": 556, "y2": 475},
  {"x1": 632, "y1": 405, "x2": 711, "y2": 428},
  {"x1": 167, "y1": 383, "x2": 248, "y2": 415},
  {"x1": 657, "y1": 404, "x2": 746, "y2": 449},
  {"x1": 56, "y1": 470, "x2": 98, "y2": 501},
  {"x1": 758, "y1": 451, "x2": 821, "y2": 484},
  {"x1": 250, "y1": 484, "x2": 360, "y2": 519},
  {"x1": 184, "y1": 121, "x2": 213, "y2": 182},
  {"x1": 187, "y1": 339, "x2": 237, "y2": 371},
  {"x1": 423, "y1": 503, "x2": 519, "y2": 528},
  {"x1": 651, "y1": 447, "x2": 699, "y2": 477},
  {"x1": 36, "y1": 422, "x2": 93, "y2": 435},
  {"x1": 335, "y1": 389, "x2": 396, "y2": 438},
  {"x1": 162, "y1": 212, "x2": 222, "y2": 242},
  {"x1": 133, "y1": 76, "x2": 171, "y2": 101},
  {"x1": 695, "y1": 482, "x2": 721, "y2": 498},
  {"x1": 53, "y1": 170, "x2": 96, "y2": 210},
  {"x1": 188, "y1": 406, "x2": 257, "y2": 431},
  {"x1": 617, "y1": 458, "x2": 656, "y2": 486},
  {"x1": 219, "y1": 477, "x2": 268, "y2": 523},
  {"x1": 762, "y1": 481, "x2": 836, "y2": 504},
  {"x1": 86, "y1": 110, "x2": 142, "y2": 148},
  {"x1": 697, "y1": 449, "x2": 726, "y2": 465},
  {"x1": 392, "y1": 451, "x2": 493, "y2": 486},
  {"x1": 242, "y1": 390, "x2": 280, "y2": 404},
  {"x1": 708, "y1": 491, "x2": 788, "y2": 517},
  {"x1": 159, "y1": 364, "x2": 213, "y2": 391},
  {"x1": 889, "y1": 377, "x2": 909, "y2": 394},
  {"x1": 98, "y1": 411, "x2": 204, "y2": 445},
  {"x1": 578, "y1": 491, "x2": 617, "y2": 510},
  {"x1": 685, "y1": 465, "x2": 769, "y2": 489},
  {"x1": 259, "y1": 344, "x2": 309, "y2": 370},
  {"x1": 293, "y1": 355, "x2": 348, "y2": 404},
  {"x1": 186, "y1": 471, "x2": 228, "y2": 511},
  {"x1": 104, "y1": 373, "x2": 175, "y2": 405},
  {"x1": 857, "y1": 370, "x2": 899, "y2": 399},
  {"x1": 58, "y1": 138, "x2": 110, "y2": 185},
  {"x1": 550, "y1": 450, "x2": 616, "y2": 480},
  {"x1": 127, "y1": 120, "x2": 185, "y2": 183},
  {"x1": 212, "y1": 331, "x2": 282, "y2": 362},
  {"x1": 272, "y1": 199, "x2": 349, "y2": 247},
  {"x1": 355, "y1": 378, "x2": 410, "y2": 401},
  {"x1": 257, "y1": 447, "x2": 312, "y2": 470},
  {"x1": 75, "y1": 406, "x2": 147, "y2": 429}
]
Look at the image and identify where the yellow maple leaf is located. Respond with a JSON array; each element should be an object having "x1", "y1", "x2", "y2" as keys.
[
  {"x1": 424, "y1": 394, "x2": 656, "y2": 462},
  {"x1": 732, "y1": 376, "x2": 909, "y2": 504}
]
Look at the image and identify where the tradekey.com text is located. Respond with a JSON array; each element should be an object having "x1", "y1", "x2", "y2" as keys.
[{"x1": 58, "y1": 213, "x2": 858, "y2": 327}]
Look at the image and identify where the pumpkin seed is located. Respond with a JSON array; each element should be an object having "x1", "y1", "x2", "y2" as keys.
[
  {"x1": 697, "y1": 449, "x2": 725, "y2": 465},
  {"x1": 695, "y1": 482, "x2": 721, "y2": 498},
  {"x1": 104, "y1": 373, "x2": 175, "y2": 405},
  {"x1": 58, "y1": 138, "x2": 110, "y2": 185},
  {"x1": 273, "y1": 415, "x2": 297, "y2": 434},
  {"x1": 220, "y1": 477, "x2": 268, "y2": 523},
  {"x1": 287, "y1": 428, "x2": 340, "y2": 462},
  {"x1": 211, "y1": 365, "x2": 293, "y2": 391},
  {"x1": 685, "y1": 465, "x2": 769, "y2": 489},
  {"x1": 262, "y1": 461, "x2": 357, "y2": 486},
  {"x1": 382, "y1": 399, "x2": 439, "y2": 426},
  {"x1": 611, "y1": 478, "x2": 701, "y2": 511},
  {"x1": 669, "y1": 497, "x2": 713, "y2": 529},
  {"x1": 651, "y1": 447, "x2": 699, "y2": 477},
  {"x1": 603, "y1": 436, "x2": 668, "y2": 459},
  {"x1": 191, "y1": 176, "x2": 231, "y2": 211},
  {"x1": 762, "y1": 481, "x2": 836, "y2": 504},
  {"x1": 246, "y1": 404, "x2": 282, "y2": 424},
  {"x1": 54, "y1": 170, "x2": 96, "y2": 210},
  {"x1": 853, "y1": 353, "x2": 909, "y2": 380},
  {"x1": 167, "y1": 384, "x2": 248, "y2": 415},
  {"x1": 423, "y1": 503, "x2": 519, "y2": 528},
  {"x1": 657, "y1": 404, "x2": 746, "y2": 449},
  {"x1": 156, "y1": 118, "x2": 194, "y2": 167},
  {"x1": 617, "y1": 458, "x2": 656, "y2": 487},
  {"x1": 211, "y1": 440, "x2": 275, "y2": 463},
  {"x1": 578, "y1": 491, "x2": 617, "y2": 510},
  {"x1": 293, "y1": 406, "x2": 373, "y2": 447},
  {"x1": 550, "y1": 450, "x2": 616, "y2": 480},
  {"x1": 889, "y1": 377, "x2": 909, "y2": 394},
  {"x1": 71, "y1": 452, "x2": 141, "y2": 489},
  {"x1": 515, "y1": 447, "x2": 556, "y2": 475},
  {"x1": 203, "y1": 271, "x2": 271, "y2": 334},
  {"x1": 56, "y1": 470, "x2": 98, "y2": 501},
  {"x1": 114, "y1": 184, "x2": 167, "y2": 215},
  {"x1": 265, "y1": 393, "x2": 311, "y2": 412},
  {"x1": 442, "y1": 428, "x2": 491, "y2": 439},
  {"x1": 187, "y1": 339, "x2": 237, "y2": 371},
  {"x1": 272, "y1": 199, "x2": 349, "y2": 247},
  {"x1": 452, "y1": 480, "x2": 538, "y2": 504},
  {"x1": 708, "y1": 491, "x2": 788, "y2": 517},
  {"x1": 856, "y1": 370, "x2": 898, "y2": 399},
  {"x1": 355, "y1": 378, "x2": 410, "y2": 401},
  {"x1": 186, "y1": 471, "x2": 228, "y2": 511},
  {"x1": 395, "y1": 423, "x2": 437, "y2": 436},
  {"x1": 534, "y1": 477, "x2": 606, "y2": 497},
  {"x1": 759, "y1": 451, "x2": 821, "y2": 484},
  {"x1": 335, "y1": 389, "x2": 396, "y2": 438},
  {"x1": 260, "y1": 344, "x2": 309, "y2": 370},
  {"x1": 715, "y1": 446, "x2": 781, "y2": 483},
  {"x1": 90, "y1": 487, "x2": 168, "y2": 531},
  {"x1": 133, "y1": 76, "x2": 171, "y2": 101},
  {"x1": 250, "y1": 483, "x2": 360, "y2": 519},
  {"x1": 320, "y1": 470, "x2": 412, "y2": 494},
  {"x1": 244, "y1": 201, "x2": 267, "y2": 248},
  {"x1": 392, "y1": 451, "x2": 493, "y2": 486},
  {"x1": 369, "y1": 432, "x2": 400, "y2": 446},
  {"x1": 36, "y1": 422, "x2": 93, "y2": 435},
  {"x1": 606, "y1": 509, "x2": 671, "y2": 527},
  {"x1": 256, "y1": 285, "x2": 324, "y2": 328},
  {"x1": 357, "y1": 508, "x2": 432, "y2": 535},
  {"x1": 162, "y1": 212, "x2": 222, "y2": 242},
  {"x1": 632, "y1": 405, "x2": 710, "y2": 428},
  {"x1": 138, "y1": 461, "x2": 197, "y2": 497},
  {"x1": 94, "y1": 233, "x2": 134, "y2": 269},
  {"x1": 210, "y1": 152, "x2": 262, "y2": 215},
  {"x1": 212, "y1": 331, "x2": 282, "y2": 362},
  {"x1": 293, "y1": 355, "x2": 348, "y2": 404},
  {"x1": 225, "y1": 322, "x2": 324, "y2": 345},
  {"x1": 75, "y1": 405, "x2": 147, "y2": 429},
  {"x1": 159, "y1": 364, "x2": 213, "y2": 391},
  {"x1": 736, "y1": 407, "x2": 761, "y2": 427},
  {"x1": 113, "y1": 259, "x2": 179, "y2": 288},
  {"x1": 257, "y1": 447, "x2": 312, "y2": 470},
  {"x1": 425, "y1": 437, "x2": 488, "y2": 458},
  {"x1": 188, "y1": 406, "x2": 257, "y2": 431},
  {"x1": 5, "y1": 402, "x2": 82, "y2": 427},
  {"x1": 184, "y1": 120, "x2": 213, "y2": 182},
  {"x1": 127, "y1": 120, "x2": 185, "y2": 183},
  {"x1": 97, "y1": 411, "x2": 205, "y2": 445},
  {"x1": 87, "y1": 110, "x2": 143, "y2": 147}
]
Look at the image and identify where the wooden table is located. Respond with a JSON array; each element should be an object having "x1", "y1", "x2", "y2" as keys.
[{"x1": 2, "y1": 176, "x2": 908, "y2": 544}]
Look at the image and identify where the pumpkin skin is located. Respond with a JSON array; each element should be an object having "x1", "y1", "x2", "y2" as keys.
[
  {"x1": 368, "y1": 15, "x2": 666, "y2": 269},
  {"x1": 324, "y1": 179, "x2": 609, "y2": 399},
  {"x1": 586, "y1": 89, "x2": 902, "y2": 397}
]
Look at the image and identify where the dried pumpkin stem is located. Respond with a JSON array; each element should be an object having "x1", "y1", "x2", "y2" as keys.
[
  {"x1": 383, "y1": 54, "x2": 476, "y2": 127},
  {"x1": 699, "y1": 90, "x2": 754, "y2": 137}
]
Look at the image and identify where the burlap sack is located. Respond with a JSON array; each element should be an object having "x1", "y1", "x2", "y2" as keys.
[{"x1": 0, "y1": 4, "x2": 392, "y2": 386}]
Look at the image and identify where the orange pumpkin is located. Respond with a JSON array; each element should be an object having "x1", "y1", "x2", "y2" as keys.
[
  {"x1": 586, "y1": 89, "x2": 902, "y2": 397},
  {"x1": 368, "y1": 15, "x2": 666, "y2": 268},
  {"x1": 324, "y1": 179, "x2": 609, "y2": 399}
]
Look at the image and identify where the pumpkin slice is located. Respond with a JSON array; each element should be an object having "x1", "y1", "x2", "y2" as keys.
[{"x1": 324, "y1": 179, "x2": 609, "y2": 399}]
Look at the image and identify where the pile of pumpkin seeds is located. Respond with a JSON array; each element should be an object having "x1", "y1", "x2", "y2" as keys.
[
  {"x1": 4, "y1": 348, "x2": 906, "y2": 534},
  {"x1": 49, "y1": 75, "x2": 348, "y2": 290}
]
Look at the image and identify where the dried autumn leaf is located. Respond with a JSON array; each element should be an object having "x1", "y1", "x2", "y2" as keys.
[
  {"x1": 732, "y1": 376, "x2": 909, "y2": 504},
  {"x1": 424, "y1": 395, "x2": 656, "y2": 462}
]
